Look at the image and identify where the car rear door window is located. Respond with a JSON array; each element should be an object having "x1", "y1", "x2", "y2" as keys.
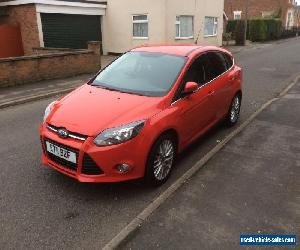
[{"x1": 204, "y1": 52, "x2": 227, "y2": 81}]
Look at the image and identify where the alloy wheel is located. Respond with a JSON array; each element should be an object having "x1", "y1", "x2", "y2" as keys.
[
  {"x1": 230, "y1": 96, "x2": 241, "y2": 123},
  {"x1": 153, "y1": 139, "x2": 175, "y2": 181}
]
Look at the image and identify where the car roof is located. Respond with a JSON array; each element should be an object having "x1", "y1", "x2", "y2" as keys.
[
  {"x1": 132, "y1": 44, "x2": 201, "y2": 57},
  {"x1": 131, "y1": 44, "x2": 229, "y2": 57}
]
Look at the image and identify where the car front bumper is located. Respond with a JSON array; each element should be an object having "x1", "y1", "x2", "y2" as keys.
[{"x1": 39, "y1": 123, "x2": 150, "y2": 183}]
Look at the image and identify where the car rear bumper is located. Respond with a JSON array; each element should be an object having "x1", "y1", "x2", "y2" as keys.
[{"x1": 39, "y1": 123, "x2": 149, "y2": 183}]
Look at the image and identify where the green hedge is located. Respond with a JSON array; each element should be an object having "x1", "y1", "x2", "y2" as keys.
[
  {"x1": 226, "y1": 20, "x2": 238, "y2": 34},
  {"x1": 235, "y1": 20, "x2": 246, "y2": 45},
  {"x1": 249, "y1": 18, "x2": 281, "y2": 42},
  {"x1": 226, "y1": 20, "x2": 250, "y2": 39},
  {"x1": 226, "y1": 18, "x2": 282, "y2": 42}
]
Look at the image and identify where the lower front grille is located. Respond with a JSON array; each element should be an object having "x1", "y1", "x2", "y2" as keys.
[
  {"x1": 44, "y1": 138, "x2": 79, "y2": 172},
  {"x1": 82, "y1": 154, "x2": 104, "y2": 175}
]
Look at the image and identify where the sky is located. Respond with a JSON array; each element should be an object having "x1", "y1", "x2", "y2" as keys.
[{"x1": 297, "y1": 0, "x2": 300, "y2": 5}]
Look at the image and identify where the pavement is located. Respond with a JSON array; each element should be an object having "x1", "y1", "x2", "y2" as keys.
[
  {"x1": 120, "y1": 78, "x2": 300, "y2": 250},
  {"x1": 0, "y1": 37, "x2": 300, "y2": 249},
  {"x1": 223, "y1": 40, "x2": 273, "y2": 54},
  {"x1": 0, "y1": 55, "x2": 117, "y2": 109}
]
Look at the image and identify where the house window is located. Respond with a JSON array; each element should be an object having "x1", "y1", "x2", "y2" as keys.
[
  {"x1": 133, "y1": 15, "x2": 148, "y2": 39},
  {"x1": 204, "y1": 17, "x2": 218, "y2": 37},
  {"x1": 233, "y1": 11, "x2": 242, "y2": 20},
  {"x1": 175, "y1": 16, "x2": 194, "y2": 39},
  {"x1": 262, "y1": 11, "x2": 274, "y2": 18},
  {"x1": 286, "y1": 11, "x2": 293, "y2": 29}
]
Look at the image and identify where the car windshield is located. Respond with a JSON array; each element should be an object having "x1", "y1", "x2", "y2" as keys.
[{"x1": 92, "y1": 51, "x2": 186, "y2": 97}]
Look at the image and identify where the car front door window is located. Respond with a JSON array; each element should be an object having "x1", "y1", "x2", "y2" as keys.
[{"x1": 174, "y1": 54, "x2": 216, "y2": 143}]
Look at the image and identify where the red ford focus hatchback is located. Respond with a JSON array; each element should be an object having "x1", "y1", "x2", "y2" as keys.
[{"x1": 40, "y1": 44, "x2": 242, "y2": 186}]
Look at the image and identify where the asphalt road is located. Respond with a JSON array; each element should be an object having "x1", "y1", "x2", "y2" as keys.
[{"x1": 0, "y1": 37, "x2": 300, "y2": 249}]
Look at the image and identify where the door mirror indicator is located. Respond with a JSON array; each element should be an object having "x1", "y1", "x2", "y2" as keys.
[{"x1": 183, "y1": 82, "x2": 198, "y2": 95}]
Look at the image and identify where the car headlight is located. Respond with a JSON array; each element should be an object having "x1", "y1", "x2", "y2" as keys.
[
  {"x1": 43, "y1": 101, "x2": 56, "y2": 122},
  {"x1": 94, "y1": 120, "x2": 145, "y2": 146}
]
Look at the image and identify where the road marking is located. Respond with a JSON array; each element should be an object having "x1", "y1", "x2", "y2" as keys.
[{"x1": 102, "y1": 74, "x2": 300, "y2": 250}]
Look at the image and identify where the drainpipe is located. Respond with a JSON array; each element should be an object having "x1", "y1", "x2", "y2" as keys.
[{"x1": 244, "y1": 0, "x2": 249, "y2": 44}]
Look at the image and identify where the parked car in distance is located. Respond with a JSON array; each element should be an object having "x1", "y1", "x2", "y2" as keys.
[{"x1": 40, "y1": 44, "x2": 242, "y2": 186}]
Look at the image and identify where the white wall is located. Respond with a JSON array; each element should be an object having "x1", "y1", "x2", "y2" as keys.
[
  {"x1": 102, "y1": 0, "x2": 224, "y2": 54},
  {"x1": 102, "y1": 0, "x2": 165, "y2": 54},
  {"x1": 165, "y1": 0, "x2": 224, "y2": 46}
]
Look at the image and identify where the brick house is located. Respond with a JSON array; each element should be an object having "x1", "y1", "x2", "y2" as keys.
[
  {"x1": 0, "y1": 0, "x2": 224, "y2": 57},
  {"x1": 224, "y1": 0, "x2": 300, "y2": 29},
  {"x1": 0, "y1": 0, "x2": 106, "y2": 55}
]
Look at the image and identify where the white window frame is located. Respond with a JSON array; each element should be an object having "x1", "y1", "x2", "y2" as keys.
[
  {"x1": 175, "y1": 15, "x2": 194, "y2": 40},
  {"x1": 286, "y1": 10, "x2": 294, "y2": 29},
  {"x1": 132, "y1": 14, "x2": 149, "y2": 40},
  {"x1": 204, "y1": 17, "x2": 218, "y2": 37},
  {"x1": 261, "y1": 11, "x2": 274, "y2": 18},
  {"x1": 233, "y1": 11, "x2": 242, "y2": 20}
]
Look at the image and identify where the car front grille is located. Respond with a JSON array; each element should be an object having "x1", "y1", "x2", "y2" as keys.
[
  {"x1": 44, "y1": 138, "x2": 79, "y2": 172},
  {"x1": 82, "y1": 153, "x2": 104, "y2": 175},
  {"x1": 47, "y1": 124, "x2": 88, "y2": 142}
]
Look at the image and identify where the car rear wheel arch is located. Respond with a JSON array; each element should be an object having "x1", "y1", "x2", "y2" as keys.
[
  {"x1": 236, "y1": 90, "x2": 242, "y2": 100},
  {"x1": 228, "y1": 90, "x2": 242, "y2": 111},
  {"x1": 225, "y1": 91, "x2": 242, "y2": 127}
]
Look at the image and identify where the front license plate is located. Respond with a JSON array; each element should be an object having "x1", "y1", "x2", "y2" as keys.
[{"x1": 45, "y1": 141, "x2": 77, "y2": 164}]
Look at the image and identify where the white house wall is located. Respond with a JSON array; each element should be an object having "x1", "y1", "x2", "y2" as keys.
[
  {"x1": 102, "y1": 0, "x2": 224, "y2": 54},
  {"x1": 102, "y1": 0, "x2": 166, "y2": 55},
  {"x1": 165, "y1": 0, "x2": 224, "y2": 46}
]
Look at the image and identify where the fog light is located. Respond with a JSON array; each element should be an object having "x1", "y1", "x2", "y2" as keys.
[{"x1": 116, "y1": 164, "x2": 130, "y2": 173}]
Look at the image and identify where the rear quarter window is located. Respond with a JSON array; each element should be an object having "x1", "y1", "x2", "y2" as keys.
[{"x1": 223, "y1": 52, "x2": 234, "y2": 70}]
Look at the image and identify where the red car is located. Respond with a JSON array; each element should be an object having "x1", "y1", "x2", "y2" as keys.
[{"x1": 40, "y1": 44, "x2": 242, "y2": 186}]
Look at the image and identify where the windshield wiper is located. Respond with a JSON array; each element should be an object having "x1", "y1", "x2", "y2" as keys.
[
  {"x1": 91, "y1": 84, "x2": 132, "y2": 94},
  {"x1": 91, "y1": 84, "x2": 118, "y2": 92},
  {"x1": 91, "y1": 83, "x2": 152, "y2": 96}
]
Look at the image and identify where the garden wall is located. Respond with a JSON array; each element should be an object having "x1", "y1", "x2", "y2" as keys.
[{"x1": 0, "y1": 41, "x2": 101, "y2": 87}]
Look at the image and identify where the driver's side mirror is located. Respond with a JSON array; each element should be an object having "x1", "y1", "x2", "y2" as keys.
[{"x1": 183, "y1": 82, "x2": 198, "y2": 95}]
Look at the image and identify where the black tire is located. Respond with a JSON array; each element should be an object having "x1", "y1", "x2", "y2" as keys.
[
  {"x1": 145, "y1": 134, "x2": 177, "y2": 187},
  {"x1": 225, "y1": 94, "x2": 241, "y2": 127}
]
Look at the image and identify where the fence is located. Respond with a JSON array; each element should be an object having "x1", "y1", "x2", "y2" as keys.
[{"x1": 281, "y1": 26, "x2": 300, "y2": 39}]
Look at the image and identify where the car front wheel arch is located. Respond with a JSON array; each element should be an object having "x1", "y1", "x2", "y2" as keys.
[{"x1": 144, "y1": 129, "x2": 179, "y2": 186}]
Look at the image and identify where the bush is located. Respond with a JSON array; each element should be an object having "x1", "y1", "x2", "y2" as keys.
[
  {"x1": 226, "y1": 20, "x2": 250, "y2": 40},
  {"x1": 264, "y1": 19, "x2": 281, "y2": 40},
  {"x1": 249, "y1": 18, "x2": 281, "y2": 42},
  {"x1": 249, "y1": 19, "x2": 267, "y2": 41},
  {"x1": 226, "y1": 20, "x2": 238, "y2": 34},
  {"x1": 235, "y1": 20, "x2": 246, "y2": 45}
]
